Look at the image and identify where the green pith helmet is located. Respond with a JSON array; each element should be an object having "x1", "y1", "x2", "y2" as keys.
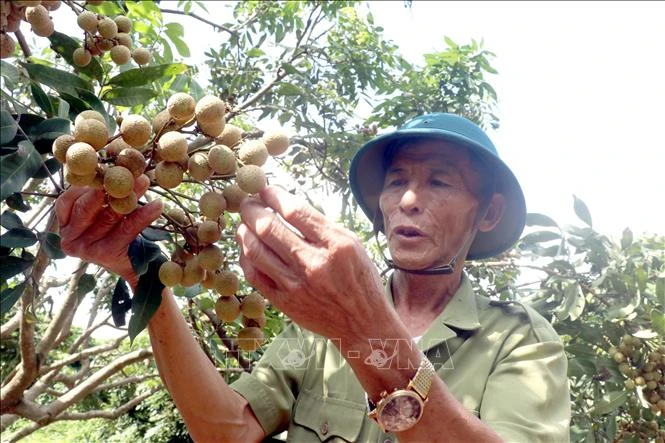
[{"x1": 349, "y1": 113, "x2": 526, "y2": 260}]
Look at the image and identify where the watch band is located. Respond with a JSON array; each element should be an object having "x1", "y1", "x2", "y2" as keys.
[{"x1": 409, "y1": 355, "x2": 435, "y2": 400}]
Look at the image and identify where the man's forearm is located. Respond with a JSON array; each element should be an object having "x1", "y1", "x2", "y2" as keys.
[{"x1": 148, "y1": 289, "x2": 264, "y2": 442}]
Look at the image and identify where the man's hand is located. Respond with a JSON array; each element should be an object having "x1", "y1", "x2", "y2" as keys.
[
  {"x1": 236, "y1": 185, "x2": 389, "y2": 343},
  {"x1": 55, "y1": 174, "x2": 163, "y2": 288}
]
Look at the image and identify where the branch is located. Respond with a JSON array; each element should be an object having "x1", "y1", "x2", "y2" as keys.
[
  {"x1": 39, "y1": 336, "x2": 125, "y2": 377},
  {"x1": 67, "y1": 313, "x2": 114, "y2": 355},
  {"x1": 13, "y1": 29, "x2": 31, "y2": 58},
  {"x1": 92, "y1": 374, "x2": 159, "y2": 394},
  {"x1": 4, "y1": 387, "x2": 161, "y2": 442},
  {"x1": 201, "y1": 308, "x2": 251, "y2": 372},
  {"x1": 160, "y1": 8, "x2": 236, "y2": 35},
  {"x1": 0, "y1": 312, "x2": 21, "y2": 340}
]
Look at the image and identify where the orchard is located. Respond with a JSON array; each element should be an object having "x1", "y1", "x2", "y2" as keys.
[{"x1": 1, "y1": 1, "x2": 663, "y2": 441}]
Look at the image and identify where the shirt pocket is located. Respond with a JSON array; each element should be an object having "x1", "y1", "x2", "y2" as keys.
[{"x1": 288, "y1": 389, "x2": 366, "y2": 442}]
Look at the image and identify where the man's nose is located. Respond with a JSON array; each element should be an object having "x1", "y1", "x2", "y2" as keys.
[{"x1": 399, "y1": 187, "x2": 422, "y2": 213}]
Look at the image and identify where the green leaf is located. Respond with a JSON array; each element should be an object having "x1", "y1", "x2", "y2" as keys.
[
  {"x1": 112, "y1": 278, "x2": 132, "y2": 327},
  {"x1": 1, "y1": 110, "x2": 19, "y2": 145},
  {"x1": 59, "y1": 92, "x2": 92, "y2": 118},
  {"x1": 31, "y1": 157, "x2": 62, "y2": 179},
  {"x1": 106, "y1": 63, "x2": 189, "y2": 87},
  {"x1": 520, "y1": 230, "x2": 561, "y2": 244},
  {"x1": 30, "y1": 83, "x2": 54, "y2": 116},
  {"x1": 5, "y1": 193, "x2": 31, "y2": 212},
  {"x1": 525, "y1": 213, "x2": 559, "y2": 228},
  {"x1": 0, "y1": 228, "x2": 38, "y2": 248},
  {"x1": 277, "y1": 83, "x2": 301, "y2": 96},
  {"x1": 556, "y1": 282, "x2": 585, "y2": 321},
  {"x1": 140, "y1": 227, "x2": 172, "y2": 242},
  {"x1": 651, "y1": 310, "x2": 665, "y2": 336},
  {"x1": 591, "y1": 390, "x2": 628, "y2": 415},
  {"x1": 170, "y1": 35, "x2": 191, "y2": 57},
  {"x1": 20, "y1": 62, "x2": 92, "y2": 95},
  {"x1": 128, "y1": 236, "x2": 163, "y2": 277},
  {"x1": 656, "y1": 276, "x2": 665, "y2": 307},
  {"x1": 0, "y1": 211, "x2": 23, "y2": 230},
  {"x1": 48, "y1": 32, "x2": 104, "y2": 81},
  {"x1": 573, "y1": 194, "x2": 592, "y2": 227},
  {"x1": 620, "y1": 227, "x2": 633, "y2": 250},
  {"x1": 1, "y1": 61, "x2": 20, "y2": 83},
  {"x1": 173, "y1": 283, "x2": 205, "y2": 299},
  {"x1": 128, "y1": 256, "x2": 166, "y2": 344},
  {"x1": 0, "y1": 141, "x2": 43, "y2": 202},
  {"x1": 76, "y1": 273, "x2": 97, "y2": 297},
  {"x1": 38, "y1": 232, "x2": 66, "y2": 259},
  {"x1": 0, "y1": 281, "x2": 26, "y2": 315},
  {"x1": 188, "y1": 78, "x2": 204, "y2": 101},
  {"x1": 101, "y1": 87, "x2": 157, "y2": 107},
  {"x1": 0, "y1": 255, "x2": 35, "y2": 280}
]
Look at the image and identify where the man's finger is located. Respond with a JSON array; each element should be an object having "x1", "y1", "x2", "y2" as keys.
[
  {"x1": 55, "y1": 186, "x2": 94, "y2": 227},
  {"x1": 258, "y1": 186, "x2": 330, "y2": 243},
  {"x1": 119, "y1": 199, "x2": 163, "y2": 241}
]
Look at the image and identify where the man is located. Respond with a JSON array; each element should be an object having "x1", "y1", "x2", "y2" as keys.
[{"x1": 57, "y1": 113, "x2": 571, "y2": 442}]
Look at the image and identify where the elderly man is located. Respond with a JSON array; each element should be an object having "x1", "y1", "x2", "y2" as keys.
[{"x1": 57, "y1": 113, "x2": 571, "y2": 442}]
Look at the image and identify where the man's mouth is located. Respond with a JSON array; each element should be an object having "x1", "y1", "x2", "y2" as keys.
[{"x1": 394, "y1": 226, "x2": 424, "y2": 238}]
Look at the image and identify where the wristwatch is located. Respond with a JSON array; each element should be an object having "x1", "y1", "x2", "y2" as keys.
[{"x1": 367, "y1": 355, "x2": 436, "y2": 432}]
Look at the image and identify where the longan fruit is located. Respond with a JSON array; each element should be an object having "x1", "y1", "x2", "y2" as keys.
[
  {"x1": 154, "y1": 161, "x2": 184, "y2": 189},
  {"x1": 65, "y1": 142, "x2": 98, "y2": 175},
  {"x1": 198, "y1": 117, "x2": 225, "y2": 138},
  {"x1": 207, "y1": 144, "x2": 236, "y2": 175},
  {"x1": 222, "y1": 183, "x2": 248, "y2": 212},
  {"x1": 213, "y1": 270, "x2": 239, "y2": 297},
  {"x1": 197, "y1": 220, "x2": 221, "y2": 244},
  {"x1": 114, "y1": 15, "x2": 131, "y2": 33},
  {"x1": 132, "y1": 47, "x2": 151, "y2": 65},
  {"x1": 97, "y1": 38, "x2": 114, "y2": 52},
  {"x1": 237, "y1": 139, "x2": 269, "y2": 166},
  {"x1": 90, "y1": 168, "x2": 105, "y2": 189},
  {"x1": 103, "y1": 165, "x2": 134, "y2": 198},
  {"x1": 64, "y1": 166, "x2": 96, "y2": 187},
  {"x1": 52, "y1": 134, "x2": 76, "y2": 163},
  {"x1": 115, "y1": 148, "x2": 146, "y2": 178},
  {"x1": 237, "y1": 326, "x2": 264, "y2": 352},
  {"x1": 0, "y1": 33, "x2": 16, "y2": 59},
  {"x1": 73, "y1": 47, "x2": 92, "y2": 67},
  {"x1": 180, "y1": 257, "x2": 205, "y2": 287},
  {"x1": 41, "y1": 1, "x2": 61, "y2": 11},
  {"x1": 157, "y1": 131, "x2": 188, "y2": 162},
  {"x1": 195, "y1": 95, "x2": 226, "y2": 125},
  {"x1": 74, "y1": 110, "x2": 106, "y2": 127},
  {"x1": 108, "y1": 191, "x2": 137, "y2": 215},
  {"x1": 167, "y1": 92, "x2": 195, "y2": 122},
  {"x1": 197, "y1": 244, "x2": 224, "y2": 271},
  {"x1": 187, "y1": 152, "x2": 213, "y2": 181},
  {"x1": 97, "y1": 17, "x2": 118, "y2": 39},
  {"x1": 74, "y1": 118, "x2": 108, "y2": 151},
  {"x1": 110, "y1": 45, "x2": 131, "y2": 65},
  {"x1": 116, "y1": 32, "x2": 132, "y2": 49},
  {"x1": 105, "y1": 136, "x2": 132, "y2": 157},
  {"x1": 215, "y1": 295, "x2": 240, "y2": 323},
  {"x1": 120, "y1": 114, "x2": 151, "y2": 147},
  {"x1": 166, "y1": 207, "x2": 188, "y2": 226},
  {"x1": 76, "y1": 10, "x2": 98, "y2": 33},
  {"x1": 159, "y1": 260, "x2": 183, "y2": 287},
  {"x1": 236, "y1": 164, "x2": 266, "y2": 194},
  {"x1": 24, "y1": 5, "x2": 48, "y2": 26},
  {"x1": 241, "y1": 292, "x2": 266, "y2": 319},
  {"x1": 152, "y1": 109, "x2": 183, "y2": 135},
  {"x1": 199, "y1": 191, "x2": 226, "y2": 219},
  {"x1": 242, "y1": 313, "x2": 267, "y2": 329},
  {"x1": 217, "y1": 123, "x2": 243, "y2": 148},
  {"x1": 201, "y1": 270, "x2": 216, "y2": 290},
  {"x1": 13, "y1": 0, "x2": 41, "y2": 6},
  {"x1": 32, "y1": 18, "x2": 55, "y2": 37},
  {"x1": 263, "y1": 130, "x2": 290, "y2": 156}
]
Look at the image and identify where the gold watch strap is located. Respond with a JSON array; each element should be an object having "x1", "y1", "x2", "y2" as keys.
[{"x1": 409, "y1": 355, "x2": 435, "y2": 400}]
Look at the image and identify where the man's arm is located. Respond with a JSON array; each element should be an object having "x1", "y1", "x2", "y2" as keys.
[
  {"x1": 236, "y1": 186, "x2": 506, "y2": 442},
  {"x1": 56, "y1": 180, "x2": 265, "y2": 442}
]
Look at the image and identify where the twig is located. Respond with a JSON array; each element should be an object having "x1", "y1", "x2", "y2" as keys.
[
  {"x1": 160, "y1": 8, "x2": 236, "y2": 35},
  {"x1": 13, "y1": 30, "x2": 31, "y2": 58}
]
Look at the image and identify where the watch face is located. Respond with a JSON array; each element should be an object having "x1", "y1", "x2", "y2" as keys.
[{"x1": 379, "y1": 393, "x2": 423, "y2": 432}]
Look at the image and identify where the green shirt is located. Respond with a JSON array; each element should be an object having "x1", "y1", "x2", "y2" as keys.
[{"x1": 231, "y1": 274, "x2": 571, "y2": 442}]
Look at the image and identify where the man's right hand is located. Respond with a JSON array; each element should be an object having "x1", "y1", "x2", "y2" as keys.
[{"x1": 55, "y1": 174, "x2": 163, "y2": 289}]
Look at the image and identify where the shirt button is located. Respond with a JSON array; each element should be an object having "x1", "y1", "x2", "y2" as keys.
[
  {"x1": 320, "y1": 421, "x2": 328, "y2": 435},
  {"x1": 384, "y1": 439, "x2": 392, "y2": 443}
]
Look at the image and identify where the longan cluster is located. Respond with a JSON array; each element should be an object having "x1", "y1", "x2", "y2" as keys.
[
  {"x1": 1, "y1": 0, "x2": 59, "y2": 58},
  {"x1": 614, "y1": 417, "x2": 664, "y2": 442},
  {"x1": 612, "y1": 335, "x2": 665, "y2": 417},
  {"x1": 73, "y1": 9, "x2": 150, "y2": 67}
]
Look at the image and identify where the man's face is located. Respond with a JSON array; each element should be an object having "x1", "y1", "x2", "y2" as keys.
[{"x1": 378, "y1": 140, "x2": 484, "y2": 271}]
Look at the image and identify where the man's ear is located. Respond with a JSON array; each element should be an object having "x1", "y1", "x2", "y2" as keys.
[{"x1": 478, "y1": 193, "x2": 506, "y2": 233}]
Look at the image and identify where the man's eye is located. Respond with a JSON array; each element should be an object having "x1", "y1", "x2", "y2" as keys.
[
  {"x1": 387, "y1": 178, "x2": 405, "y2": 187},
  {"x1": 431, "y1": 179, "x2": 449, "y2": 187}
]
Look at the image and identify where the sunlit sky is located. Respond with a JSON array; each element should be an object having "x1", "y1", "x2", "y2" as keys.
[{"x1": 182, "y1": 1, "x2": 664, "y2": 239}]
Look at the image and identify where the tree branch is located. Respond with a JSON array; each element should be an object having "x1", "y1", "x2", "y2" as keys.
[
  {"x1": 39, "y1": 336, "x2": 125, "y2": 377},
  {"x1": 160, "y1": 8, "x2": 236, "y2": 35},
  {"x1": 0, "y1": 312, "x2": 21, "y2": 340},
  {"x1": 201, "y1": 309, "x2": 251, "y2": 372}
]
